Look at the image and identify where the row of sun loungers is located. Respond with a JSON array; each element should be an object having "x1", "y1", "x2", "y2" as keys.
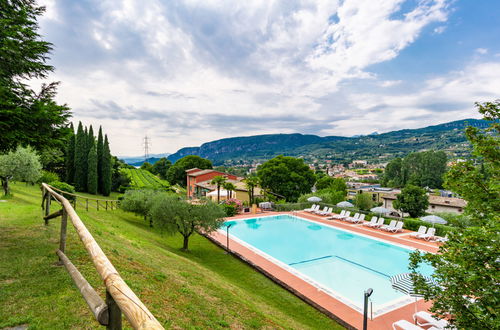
[
  {"x1": 303, "y1": 204, "x2": 333, "y2": 216},
  {"x1": 393, "y1": 311, "x2": 453, "y2": 330}
]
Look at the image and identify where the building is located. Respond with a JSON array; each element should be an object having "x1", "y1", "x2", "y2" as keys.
[
  {"x1": 381, "y1": 194, "x2": 467, "y2": 216},
  {"x1": 186, "y1": 168, "x2": 262, "y2": 203},
  {"x1": 347, "y1": 184, "x2": 400, "y2": 204}
]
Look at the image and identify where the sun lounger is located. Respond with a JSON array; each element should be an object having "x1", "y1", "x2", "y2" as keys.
[
  {"x1": 434, "y1": 234, "x2": 448, "y2": 243},
  {"x1": 413, "y1": 311, "x2": 452, "y2": 329},
  {"x1": 304, "y1": 204, "x2": 316, "y2": 212},
  {"x1": 346, "y1": 212, "x2": 359, "y2": 222},
  {"x1": 410, "y1": 226, "x2": 427, "y2": 238},
  {"x1": 380, "y1": 220, "x2": 397, "y2": 231},
  {"x1": 362, "y1": 216, "x2": 378, "y2": 226},
  {"x1": 314, "y1": 206, "x2": 328, "y2": 215},
  {"x1": 418, "y1": 227, "x2": 436, "y2": 241},
  {"x1": 367, "y1": 217, "x2": 385, "y2": 228},
  {"x1": 385, "y1": 221, "x2": 403, "y2": 233},
  {"x1": 337, "y1": 211, "x2": 351, "y2": 220},
  {"x1": 350, "y1": 213, "x2": 365, "y2": 224},
  {"x1": 392, "y1": 320, "x2": 425, "y2": 330},
  {"x1": 318, "y1": 207, "x2": 333, "y2": 216},
  {"x1": 327, "y1": 210, "x2": 345, "y2": 220},
  {"x1": 306, "y1": 205, "x2": 320, "y2": 213}
]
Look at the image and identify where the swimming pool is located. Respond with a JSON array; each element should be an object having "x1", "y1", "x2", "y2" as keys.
[{"x1": 221, "y1": 214, "x2": 433, "y2": 315}]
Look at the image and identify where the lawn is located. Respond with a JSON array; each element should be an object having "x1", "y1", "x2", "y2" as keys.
[{"x1": 0, "y1": 182, "x2": 343, "y2": 329}]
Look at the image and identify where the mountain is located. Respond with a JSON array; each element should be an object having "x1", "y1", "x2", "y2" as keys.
[
  {"x1": 166, "y1": 119, "x2": 488, "y2": 165},
  {"x1": 120, "y1": 153, "x2": 170, "y2": 166}
]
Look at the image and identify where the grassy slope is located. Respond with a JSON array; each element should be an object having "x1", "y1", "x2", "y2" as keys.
[{"x1": 0, "y1": 183, "x2": 342, "y2": 329}]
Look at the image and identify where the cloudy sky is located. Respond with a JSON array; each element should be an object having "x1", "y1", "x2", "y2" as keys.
[{"x1": 37, "y1": 0, "x2": 500, "y2": 156}]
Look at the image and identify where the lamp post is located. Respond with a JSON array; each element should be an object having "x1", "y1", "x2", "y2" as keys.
[
  {"x1": 226, "y1": 223, "x2": 234, "y2": 253},
  {"x1": 363, "y1": 288, "x2": 373, "y2": 330}
]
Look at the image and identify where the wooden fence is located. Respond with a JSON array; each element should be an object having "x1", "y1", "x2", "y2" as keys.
[
  {"x1": 41, "y1": 183, "x2": 163, "y2": 329},
  {"x1": 47, "y1": 185, "x2": 119, "y2": 211}
]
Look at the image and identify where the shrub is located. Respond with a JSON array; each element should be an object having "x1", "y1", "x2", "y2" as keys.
[
  {"x1": 49, "y1": 181, "x2": 76, "y2": 201},
  {"x1": 38, "y1": 170, "x2": 59, "y2": 184},
  {"x1": 354, "y1": 193, "x2": 374, "y2": 211},
  {"x1": 222, "y1": 198, "x2": 242, "y2": 217}
]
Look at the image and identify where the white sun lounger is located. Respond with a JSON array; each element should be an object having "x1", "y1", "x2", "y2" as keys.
[
  {"x1": 380, "y1": 220, "x2": 397, "y2": 231},
  {"x1": 384, "y1": 221, "x2": 403, "y2": 233},
  {"x1": 414, "y1": 311, "x2": 452, "y2": 329},
  {"x1": 314, "y1": 206, "x2": 328, "y2": 215},
  {"x1": 337, "y1": 211, "x2": 351, "y2": 220},
  {"x1": 304, "y1": 204, "x2": 316, "y2": 212},
  {"x1": 368, "y1": 217, "x2": 385, "y2": 228},
  {"x1": 362, "y1": 216, "x2": 378, "y2": 226},
  {"x1": 434, "y1": 234, "x2": 448, "y2": 243},
  {"x1": 418, "y1": 227, "x2": 436, "y2": 241},
  {"x1": 327, "y1": 210, "x2": 345, "y2": 220},
  {"x1": 318, "y1": 207, "x2": 333, "y2": 216},
  {"x1": 306, "y1": 205, "x2": 320, "y2": 213},
  {"x1": 346, "y1": 212, "x2": 359, "y2": 222},
  {"x1": 392, "y1": 320, "x2": 425, "y2": 330},
  {"x1": 410, "y1": 226, "x2": 427, "y2": 238},
  {"x1": 349, "y1": 213, "x2": 365, "y2": 224}
]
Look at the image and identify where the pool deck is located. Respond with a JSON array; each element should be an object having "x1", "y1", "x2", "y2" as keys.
[{"x1": 208, "y1": 211, "x2": 440, "y2": 330}]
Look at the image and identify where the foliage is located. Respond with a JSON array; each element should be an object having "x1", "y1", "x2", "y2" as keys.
[
  {"x1": 257, "y1": 155, "x2": 315, "y2": 202},
  {"x1": 150, "y1": 195, "x2": 225, "y2": 250},
  {"x1": 49, "y1": 181, "x2": 75, "y2": 201},
  {"x1": 151, "y1": 157, "x2": 171, "y2": 180},
  {"x1": 315, "y1": 176, "x2": 337, "y2": 190},
  {"x1": 74, "y1": 122, "x2": 86, "y2": 191},
  {"x1": 140, "y1": 161, "x2": 154, "y2": 173},
  {"x1": 96, "y1": 126, "x2": 104, "y2": 193},
  {"x1": 38, "y1": 170, "x2": 59, "y2": 184},
  {"x1": 222, "y1": 182, "x2": 237, "y2": 199},
  {"x1": 409, "y1": 101, "x2": 500, "y2": 329},
  {"x1": 111, "y1": 156, "x2": 131, "y2": 193},
  {"x1": 354, "y1": 193, "x2": 373, "y2": 211},
  {"x1": 65, "y1": 123, "x2": 75, "y2": 184},
  {"x1": 166, "y1": 155, "x2": 212, "y2": 187},
  {"x1": 211, "y1": 175, "x2": 227, "y2": 203},
  {"x1": 222, "y1": 198, "x2": 242, "y2": 216},
  {"x1": 121, "y1": 168, "x2": 170, "y2": 190},
  {"x1": 383, "y1": 151, "x2": 447, "y2": 188},
  {"x1": 120, "y1": 189, "x2": 158, "y2": 227},
  {"x1": 393, "y1": 184, "x2": 429, "y2": 217},
  {"x1": 244, "y1": 176, "x2": 260, "y2": 205},
  {"x1": 101, "y1": 135, "x2": 112, "y2": 196},
  {"x1": 297, "y1": 189, "x2": 345, "y2": 205},
  {"x1": 0, "y1": 146, "x2": 41, "y2": 195},
  {"x1": 87, "y1": 144, "x2": 98, "y2": 194}
]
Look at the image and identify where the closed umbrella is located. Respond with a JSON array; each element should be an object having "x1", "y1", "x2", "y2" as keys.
[
  {"x1": 420, "y1": 215, "x2": 447, "y2": 227},
  {"x1": 390, "y1": 273, "x2": 436, "y2": 316},
  {"x1": 336, "y1": 201, "x2": 354, "y2": 208},
  {"x1": 307, "y1": 196, "x2": 322, "y2": 202}
]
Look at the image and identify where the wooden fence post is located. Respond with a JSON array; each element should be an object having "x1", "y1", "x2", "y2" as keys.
[
  {"x1": 45, "y1": 193, "x2": 51, "y2": 225},
  {"x1": 86, "y1": 198, "x2": 89, "y2": 211},
  {"x1": 106, "y1": 201, "x2": 108, "y2": 210},
  {"x1": 106, "y1": 290, "x2": 122, "y2": 330},
  {"x1": 59, "y1": 209, "x2": 68, "y2": 257}
]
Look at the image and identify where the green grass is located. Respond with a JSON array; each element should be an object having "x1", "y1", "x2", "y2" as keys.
[
  {"x1": 0, "y1": 183, "x2": 343, "y2": 329},
  {"x1": 121, "y1": 168, "x2": 170, "y2": 190}
]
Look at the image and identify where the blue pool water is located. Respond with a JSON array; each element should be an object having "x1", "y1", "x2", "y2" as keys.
[{"x1": 223, "y1": 215, "x2": 433, "y2": 312}]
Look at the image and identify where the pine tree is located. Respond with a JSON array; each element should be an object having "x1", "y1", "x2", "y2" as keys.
[
  {"x1": 96, "y1": 126, "x2": 104, "y2": 194},
  {"x1": 74, "y1": 122, "x2": 86, "y2": 191},
  {"x1": 87, "y1": 144, "x2": 98, "y2": 194},
  {"x1": 102, "y1": 135, "x2": 112, "y2": 196},
  {"x1": 65, "y1": 123, "x2": 75, "y2": 184}
]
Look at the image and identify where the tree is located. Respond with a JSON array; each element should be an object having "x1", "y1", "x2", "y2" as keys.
[
  {"x1": 257, "y1": 155, "x2": 315, "y2": 202},
  {"x1": 0, "y1": 146, "x2": 41, "y2": 195},
  {"x1": 393, "y1": 184, "x2": 429, "y2": 217},
  {"x1": 382, "y1": 157, "x2": 403, "y2": 187},
  {"x1": 65, "y1": 123, "x2": 75, "y2": 184},
  {"x1": 151, "y1": 157, "x2": 171, "y2": 180},
  {"x1": 329, "y1": 178, "x2": 347, "y2": 195},
  {"x1": 402, "y1": 151, "x2": 447, "y2": 188},
  {"x1": 101, "y1": 135, "x2": 112, "y2": 196},
  {"x1": 223, "y1": 182, "x2": 237, "y2": 200},
  {"x1": 111, "y1": 156, "x2": 131, "y2": 193},
  {"x1": 409, "y1": 101, "x2": 500, "y2": 329},
  {"x1": 120, "y1": 189, "x2": 157, "y2": 227},
  {"x1": 96, "y1": 126, "x2": 104, "y2": 193},
  {"x1": 315, "y1": 176, "x2": 335, "y2": 190},
  {"x1": 87, "y1": 144, "x2": 97, "y2": 194},
  {"x1": 211, "y1": 175, "x2": 227, "y2": 203},
  {"x1": 166, "y1": 155, "x2": 212, "y2": 187},
  {"x1": 140, "y1": 162, "x2": 154, "y2": 173},
  {"x1": 354, "y1": 193, "x2": 373, "y2": 211},
  {"x1": 74, "y1": 122, "x2": 86, "y2": 191},
  {"x1": 0, "y1": 1, "x2": 71, "y2": 154},
  {"x1": 151, "y1": 195, "x2": 225, "y2": 250},
  {"x1": 245, "y1": 176, "x2": 260, "y2": 205}
]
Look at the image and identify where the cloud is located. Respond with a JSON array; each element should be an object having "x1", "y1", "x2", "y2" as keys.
[
  {"x1": 34, "y1": 0, "x2": 498, "y2": 157},
  {"x1": 475, "y1": 48, "x2": 488, "y2": 55}
]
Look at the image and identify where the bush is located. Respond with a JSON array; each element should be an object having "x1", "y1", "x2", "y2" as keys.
[
  {"x1": 298, "y1": 189, "x2": 344, "y2": 205},
  {"x1": 222, "y1": 204, "x2": 238, "y2": 217},
  {"x1": 49, "y1": 181, "x2": 76, "y2": 201},
  {"x1": 354, "y1": 193, "x2": 373, "y2": 211},
  {"x1": 38, "y1": 170, "x2": 59, "y2": 184}
]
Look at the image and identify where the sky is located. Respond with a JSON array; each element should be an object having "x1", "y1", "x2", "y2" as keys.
[{"x1": 36, "y1": 0, "x2": 500, "y2": 156}]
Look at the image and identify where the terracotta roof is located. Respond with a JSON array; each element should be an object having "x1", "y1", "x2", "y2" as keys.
[
  {"x1": 382, "y1": 193, "x2": 467, "y2": 208},
  {"x1": 188, "y1": 169, "x2": 217, "y2": 177},
  {"x1": 185, "y1": 168, "x2": 202, "y2": 173}
]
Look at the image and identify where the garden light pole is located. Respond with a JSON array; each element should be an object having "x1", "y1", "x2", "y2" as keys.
[
  {"x1": 363, "y1": 288, "x2": 373, "y2": 330},
  {"x1": 226, "y1": 223, "x2": 234, "y2": 253}
]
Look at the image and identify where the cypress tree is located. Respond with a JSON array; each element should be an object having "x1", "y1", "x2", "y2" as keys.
[
  {"x1": 87, "y1": 144, "x2": 98, "y2": 194},
  {"x1": 82, "y1": 126, "x2": 89, "y2": 189},
  {"x1": 74, "y1": 122, "x2": 86, "y2": 191},
  {"x1": 96, "y1": 126, "x2": 104, "y2": 194},
  {"x1": 102, "y1": 135, "x2": 112, "y2": 196},
  {"x1": 86, "y1": 125, "x2": 94, "y2": 191},
  {"x1": 65, "y1": 123, "x2": 75, "y2": 184}
]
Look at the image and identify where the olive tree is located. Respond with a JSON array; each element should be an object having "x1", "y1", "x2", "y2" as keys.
[
  {"x1": 150, "y1": 195, "x2": 225, "y2": 250},
  {"x1": 120, "y1": 189, "x2": 158, "y2": 227},
  {"x1": 0, "y1": 146, "x2": 42, "y2": 195}
]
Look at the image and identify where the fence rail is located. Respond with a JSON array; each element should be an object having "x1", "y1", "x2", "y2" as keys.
[
  {"x1": 41, "y1": 183, "x2": 163, "y2": 329},
  {"x1": 48, "y1": 185, "x2": 119, "y2": 211}
]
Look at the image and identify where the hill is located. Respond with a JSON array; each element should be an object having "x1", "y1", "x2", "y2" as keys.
[
  {"x1": 0, "y1": 183, "x2": 340, "y2": 329},
  {"x1": 167, "y1": 119, "x2": 488, "y2": 165},
  {"x1": 121, "y1": 168, "x2": 170, "y2": 189},
  {"x1": 120, "y1": 153, "x2": 171, "y2": 166}
]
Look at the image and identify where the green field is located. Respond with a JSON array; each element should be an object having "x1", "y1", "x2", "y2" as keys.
[
  {"x1": 121, "y1": 168, "x2": 170, "y2": 189},
  {"x1": 0, "y1": 183, "x2": 342, "y2": 329}
]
